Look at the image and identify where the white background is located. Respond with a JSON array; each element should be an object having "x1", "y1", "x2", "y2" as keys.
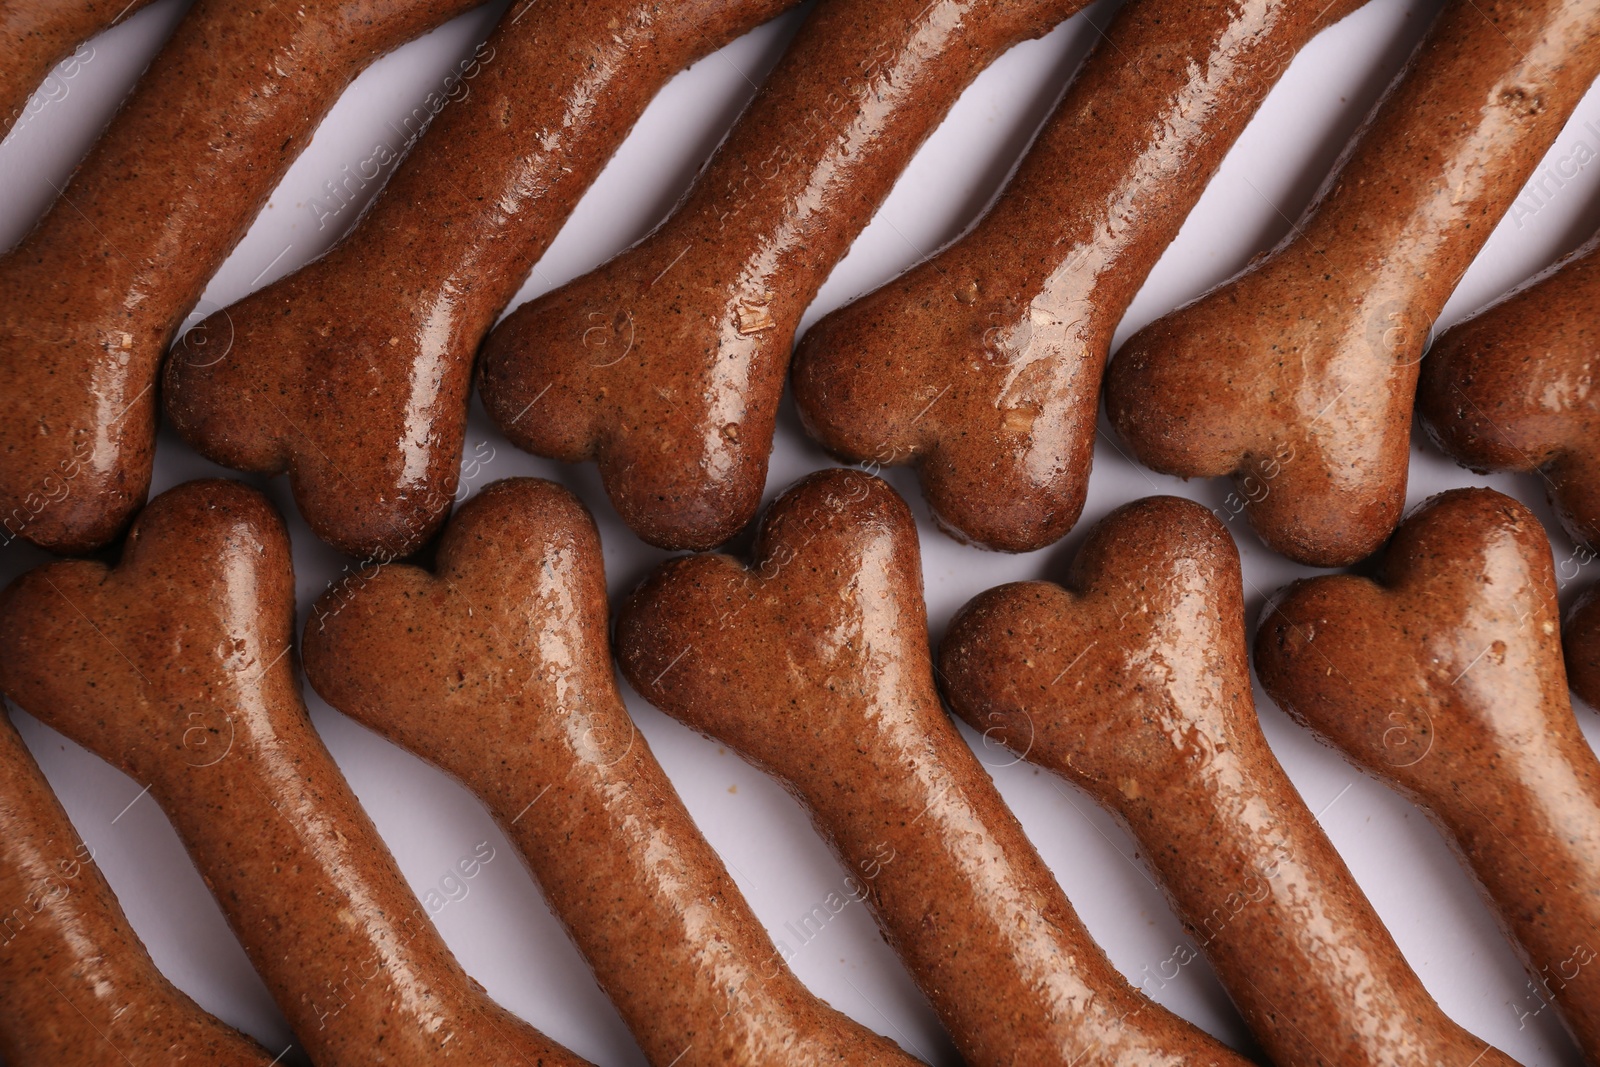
[{"x1": 3, "y1": 1, "x2": 1600, "y2": 1064}]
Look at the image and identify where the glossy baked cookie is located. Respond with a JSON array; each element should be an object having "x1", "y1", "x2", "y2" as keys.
[
  {"x1": 0, "y1": 0, "x2": 483, "y2": 555},
  {"x1": 938, "y1": 495, "x2": 1518, "y2": 1066},
  {"x1": 0, "y1": 480, "x2": 591, "y2": 1066},
  {"x1": 1105, "y1": 0, "x2": 1600, "y2": 566},
  {"x1": 301, "y1": 477, "x2": 922, "y2": 1067},
  {"x1": 792, "y1": 0, "x2": 1364, "y2": 552},
  {"x1": 165, "y1": 0, "x2": 799, "y2": 560},
  {"x1": 479, "y1": 0, "x2": 1092, "y2": 551},
  {"x1": 616, "y1": 469, "x2": 1251, "y2": 1066},
  {"x1": 0, "y1": 712, "x2": 275, "y2": 1065},
  {"x1": 1419, "y1": 231, "x2": 1600, "y2": 548},
  {"x1": 0, "y1": 0, "x2": 155, "y2": 140},
  {"x1": 1256, "y1": 487, "x2": 1600, "y2": 1061}
]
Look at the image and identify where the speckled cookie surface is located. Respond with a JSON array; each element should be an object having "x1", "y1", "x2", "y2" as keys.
[
  {"x1": 792, "y1": 0, "x2": 1363, "y2": 553},
  {"x1": 164, "y1": 0, "x2": 796, "y2": 561},
  {"x1": 1419, "y1": 231, "x2": 1600, "y2": 549},
  {"x1": 0, "y1": 0, "x2": 481, "y2": 555},
  {"x1": 616, "y1": 468, "x2": 1251, "y2": 1066},
  {"x1": 0, "y1": 1, "x2": 155, "y2": 140},
  {"x1": 479, "y1": 0, "x2": 1091, "y2": 551},
  {"x1": 301, "y1": 477, "x2": 920, "y2": 1067},
  {"x1": 0, "y1": 713, "x2": 273, "y2": 1065},
  {"x1": 938, "y1": 495, "x2": 1518, "y2": 1066},
  {"x1": 1256, "y1": 488, "x2": 1600, "y2": 1061},
  {"x1": 1105, "y1": 0, "x2": 1600, "y2": 567},
  {"x1": 0, "y1": 479, "x2": 590, "y2": 1066}
]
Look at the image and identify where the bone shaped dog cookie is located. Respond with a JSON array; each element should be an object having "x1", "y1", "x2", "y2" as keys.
[
  {"x1": 0, "y1": 712, "x2": 276, "y2": 1065},
  {"x1": 479, "y1": 0, "x2": 1092, "y2": 551},
  {"x1": 0, "y1": 0, "x2": 156, "y2": 141},
  {"x1": 0, "y1": 0, "x2": 484, "y2": 555},
  {"x1": 301, "y1": 477, "x2": 921, "y2": 1067},
  {"x1": 1256, "y1": 487, "x2": 1600, "y2": 1061},
  {"x1": 615, "y1": 468, "x2": 1251, "y2": 1066},
  {"x1": 1105, "y1": 0, "x2": 1600, "y2": 566},
  {"x1": 164, "y1": 0, "x2": 798, "y2": 560},
  {"x1": 1419, "y1": 231, "x2": 1600, "y2": 549},
  {"x1": 0, "y1": 480, "x2": 591, "y2": 1066},
  {"x1": 791, "y1": 0, "x2": 1364, "y2": 552},
  {"x1": 938, "y1": 495, "x2": 1519, "y2": 1066}
]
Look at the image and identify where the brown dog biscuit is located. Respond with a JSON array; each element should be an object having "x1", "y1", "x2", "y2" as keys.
[
  {"x1": 0, "y1": 480, "x2": 592, "y2": 1066},
  {"x1": 791, "y1": 0, "x2": 1364, "y2": 553},
  {"x1": 1105, "y1": 0, "x2": 1600, "y2": 567},
  {"x1": 1419, "y1": 231, "x2": 1600, "y2": 549},
  {"x1": 300, "y1": 477, "x2": 922, "y2": 1067},
  {"x1": 0, "y1": 712, "x2": 275, "y2": 1065},
  {"x1": 1256, "y1": 487, "x2": 1600, "y2": 1061},
  {"x1": 615, "y1": 469, "x2": 1252, "y2": 1066},
  {"x1": 0, "y1": 0, "x2": 485, "y2": 556},
  {"x1": 0, "y1": 1, "x2": 156, "y2": 140},
  {"x1": 479, "y1": 0, "x2": 1092, "y2": 552},
  {"x1": 164, "y1": 0, "x2": 797, "y2": 561},
  {"x1": 938, "y1": 495, "x2": 1519, "y2": 1066}
]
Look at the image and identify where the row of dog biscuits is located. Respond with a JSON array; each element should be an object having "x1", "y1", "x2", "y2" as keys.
[
  {"x1": 10, "y1": 0, "x2": 1600, "y2": 574},
  {"x1": 8, "y1": 466, "x2": 1600, "y2": 1062}
]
